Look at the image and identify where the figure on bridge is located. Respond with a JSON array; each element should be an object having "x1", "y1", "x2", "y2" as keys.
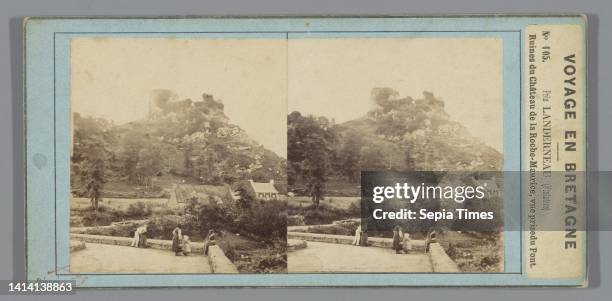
[
  {"x1": 352, "y1": 225, "x2": 362, "y2": 246},
  {"x1": 131, "y1": 224, "x2": 148, "y2": 248},
  {"x1": 172, "y1": 224, "x2": 183, "y2": 256},
  {"x1": 392, "y1": 225, "x2": 403, "y2": 254},
  {"x1": 204, "y1": 229, "x2": 217, "y2": 256},
  {"x1": 402, "y1": 232, "x2": 412, "y2": 254},
  {"x1": 182, "y1": 235, "x2": 192, "y2": 256},
  {"x1": 424, "y1": 229, "x2": 437, "y2": 253}
]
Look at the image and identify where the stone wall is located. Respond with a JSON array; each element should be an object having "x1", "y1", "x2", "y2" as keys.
[
  {"x1": 207, "y1": 245, "x2": 239, "y2": 273},
  {"x1": 287, "y1": 232, "x2": 425, "y2": 252},
  {"x1": 69, "y1": 240, "x2": 86, "y2": 252},
  {"x1": 287, "y1": 239, "x2": 308, "y2": 251},
  {"x1": 428, "y1": 242, "x2": 460, "y2": 272},
  {"x1": 71, "y1": 233, "x2": 133, "y2": 246},
  {"x1": 70, "y1": 233, "x2": 209, "y2": 251}
]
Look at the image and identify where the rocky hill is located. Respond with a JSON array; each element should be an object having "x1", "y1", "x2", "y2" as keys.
[
  {"x1": 338, "y1": 88, "x2": 503, "y2": 172},
  {"x1": 142, "y1": 90, "x2": 286, "y2": 184},
  {"x1": 73, "y1": 89, "x2": 287, "y2": 192}
]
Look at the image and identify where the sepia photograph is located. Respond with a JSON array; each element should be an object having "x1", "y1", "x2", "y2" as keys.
[
  {"x1": 285, "y1": 38, "x2": 505, "y2": 273},
  {"x1": 66, "y1": 36, "x2": 506, "y2": 275},
  {"x1": 68, "y1": 38, "x2": 289, "y2": 274}
]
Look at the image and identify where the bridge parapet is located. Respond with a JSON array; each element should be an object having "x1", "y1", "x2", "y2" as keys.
[
  {"x1": 71, "y1": 233, "x2": 206, "y2": 252},
  {"x1": 70, "y1": 240, "x2": 86, "y2": 252},
  {"x1": 287, "y1": 231, "x2": 425, "y2": 251},
  {"x1": 287, "y1": 239, "x2": 308, "y2": 251},
  {"x1": 428, "y1": 242, "x2": 460, "y2": 272},
  {"x1": 70, "y1": 233, "x2": 239, "y2": 273},
  {"x1": 207, "y1": 245, "x2": 239, "y2": 273}
]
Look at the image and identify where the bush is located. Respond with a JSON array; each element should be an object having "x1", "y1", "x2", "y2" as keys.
[
  {"x1": 236, "y1": 200, "x2": 287, "y2": 242},
  {"x1": 298, "y1": 222, "x2": 358, "y2": 236},
  {"x1": 446, "y1": 243, "x2": 458, "y2": 259},
  {"x1": 149, "y1": 205, "x2": 174, "y2": 216},
  {"x1": 85, "y1": 223, "x2": 139, "y2": 237},
  {"x1": 287, "y1": 203, "x2": 357, "y2": 225},
  {"x1": 195, "y1": 203, "x2": 234, "y2": 236},
  {"x1": 255, "y1": 253, "x2": 287, "y2": 273},
  {"x1": 347, "y1": 201, "x2": 360, "y2": 216},
  {"x1": 126, "y1": 201, "x2": 150, "y2": 218},
  {"x1": 302, "y1": 204, "x2": 353, "y2": 225},
  {"x1": 229, "y1": 245, "x2": 288, "y2": 273},
  {"x1": 80, "y1": 210, "x2": 117, "y2": 226},
  {"x1": 221, "y1": 242, "x2": 238, "y2": 261},
  {"x1": 480, "y1": 255, "x2": 500, "y2": 268},
  {"x1": 287, "y1": 215, "x2": 305, "y2": 226},
  {"x1": 145, "y1": 215, "x2": 200, "y2": 240}
]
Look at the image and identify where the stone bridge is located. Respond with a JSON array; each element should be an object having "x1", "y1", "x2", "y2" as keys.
[
  {"x1": 287, "y1": 232, "x2": 459, "y2": 273},
  {"x1": 70, "y1": 234, "x2": 238, "y2": 273}
]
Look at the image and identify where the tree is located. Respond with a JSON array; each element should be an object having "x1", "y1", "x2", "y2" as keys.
[
  {"x1": 287, "y1": 112, "x2": 306, "y2": 186},
  {"x1": 287, "y1": 112, "x2": 337, "y2": 208},
  {"x1": 360, "y1": 146, "x2": 386, "y2": 171},
  {"x1": 340, "y1": 131, "x2": 363, "y2": 182},
  {"x1": 303, "y1": 146, "x2": 328, "y2": 208},
  {"x1": 404, "y1": 149, "x2": 416, "y2": 171},
  {"x1": 71, "y1": 113, "x2": 114, "y2": 211},
  {"x1": 235, "y1": 183, "x2": 254, "y2": 210},
  {"x1": 118, "y1": 129, "x2": 164, "y2": 190},
  {"x1": 82, "y1": 146, "x2": 106, "y2": 211},
  {"x1": 118, "y1": 128, "x2": 146, "y2": 185},
  {"x1": 136, "y1": 139, "x2": 163, "y2": 190}
]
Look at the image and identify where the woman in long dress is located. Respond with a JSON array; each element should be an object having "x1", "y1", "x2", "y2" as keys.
[
  {"x1": 352, "y1": 225, "x2": 362, "y2": 246},
  {"x1": 203, "y1": 229, "x2": 216, "y2": 256},
  {"x1": 402, "y1": 232, "x2": 412, "y2": 254},
  {"x1": 182, "y1": 235, "x2": 192, "y2": 256},
  {"x1": 171, "y1": 224, "x2": 183, "y2": 256},
  {"x1": 392, "y1": 225, "x2": 402, "y2": 254},
  {"x1": 425, "y1": 229, "x2": 437, "y2": 253}
]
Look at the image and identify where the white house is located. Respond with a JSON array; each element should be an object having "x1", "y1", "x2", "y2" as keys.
[{"x1": 248, "y1": 179, "x2": 279, "y2": 200}]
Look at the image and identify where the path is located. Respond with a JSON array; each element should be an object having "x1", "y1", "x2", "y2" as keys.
[
  {"x1": 70, "y1": 243, "x2": 211, "y2": 273},
  {"x1": 167, "y1": 183, "x2": 180, "y2": 208},
  {"x1": 288, "y1": 241, "x2": 432, "y2": 272}
]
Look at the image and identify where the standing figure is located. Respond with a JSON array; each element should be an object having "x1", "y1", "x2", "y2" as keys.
[
  {"x1": 352, "y1": 225, "x2": 362, "y2": 246},
  {"x1": 392, "y1": 225, "x2": 402, "y2": 254},
  {"x1": 204, "y1": 229, "x2": 217, "y2": 256},
  {"x1": 131, "y1": 224, "x2": 147, "y2": 248},
  {"x1": 172, "y1": 224, "x2": 183, "y2": 256},
  {"x1": 138, "y1": 225, "x2": 148, "y2": 248},
  {"x1": 182, "y1": 235, "x2": 192, "y2": 256},
  {"x1": 425, "y1": 229, "x2": 437, "y2": 253},
  {"x1": 402, "y1": 232, "x2": 412, "y2": 254},
  {"x1": 359, "y1": 228, "x2": 369, "y2": 246}
]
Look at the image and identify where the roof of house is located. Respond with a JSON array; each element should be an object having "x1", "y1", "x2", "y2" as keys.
[{"x1": 249, "y1": 180, "x2": 278, "y2": 194}]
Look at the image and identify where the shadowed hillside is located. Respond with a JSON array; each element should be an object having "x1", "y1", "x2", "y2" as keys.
[
  {"x1": 71, "y1": 90, "x2": 287, "y2": 197},
  {"x1": 338, "y1": 88, "x2": 503, "y2": 172},
  {"x1": 288, "y1": 88, "x2": 503, "y2": 199}
]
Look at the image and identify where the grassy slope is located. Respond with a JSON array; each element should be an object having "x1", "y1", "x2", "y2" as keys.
[{"x1": 288, "y1": 196, "x2": 358, "y2": 210}]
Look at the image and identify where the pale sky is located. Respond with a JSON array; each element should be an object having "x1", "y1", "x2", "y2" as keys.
[
  {"x1": 288, "y1": 38, "x2": 504, "y2": 152},
  {"x1": 71, "y1": 38, "x2": 288, "y2": 157},
  {"x1": 72, "y1": 37, "x2": 504, "y2": 157}
]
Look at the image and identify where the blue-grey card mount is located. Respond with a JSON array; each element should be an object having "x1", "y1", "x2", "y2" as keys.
[{"x1": 25, "y1": 16, "x2": 587, "y2": 287}]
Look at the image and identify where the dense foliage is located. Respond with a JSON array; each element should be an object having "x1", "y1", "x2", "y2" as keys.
[{"x1": 287, "y1": 112, "x2": 337, "y2": 207}]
